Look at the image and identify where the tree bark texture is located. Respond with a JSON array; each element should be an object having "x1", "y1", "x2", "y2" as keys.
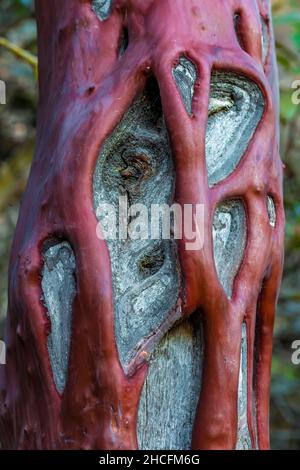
[{"x1": 0, "y1": 0, "x2": 284, "y2": 450}]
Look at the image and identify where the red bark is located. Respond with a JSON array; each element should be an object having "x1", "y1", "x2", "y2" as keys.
[{"x1": 0, "y1": 0, "x2": 284, "y2": 450}]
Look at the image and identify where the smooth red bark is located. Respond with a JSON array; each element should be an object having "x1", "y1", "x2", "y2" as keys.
[{"x1": 0, "y1": 0, "x2": 284, "y2": 449}]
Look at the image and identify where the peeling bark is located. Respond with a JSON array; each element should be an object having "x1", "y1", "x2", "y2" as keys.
[{"x1": 0, "y1": 0, "x2": 284, "y2": 450}]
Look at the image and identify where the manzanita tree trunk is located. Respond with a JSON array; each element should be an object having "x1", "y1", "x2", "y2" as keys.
[{"x1": 0, "y1": 0, "x2": 284, "y2": 450}]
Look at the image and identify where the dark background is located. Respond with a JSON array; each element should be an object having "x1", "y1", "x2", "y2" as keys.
[{"x1": 0, "y1": 0, "x2": 299, "y2": 450}]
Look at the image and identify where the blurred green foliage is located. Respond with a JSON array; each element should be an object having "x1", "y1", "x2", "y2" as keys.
[
  {"x1": 0, "y1": 0, "x2": 36, "y2": 341},
  {"x1": 0, "y1": 0, "x2": 300, "y2": 450}
]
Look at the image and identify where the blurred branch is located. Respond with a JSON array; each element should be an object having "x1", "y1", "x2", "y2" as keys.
[{"x1": 0, "y1": 36, "x2": 37, "y2": 79}]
